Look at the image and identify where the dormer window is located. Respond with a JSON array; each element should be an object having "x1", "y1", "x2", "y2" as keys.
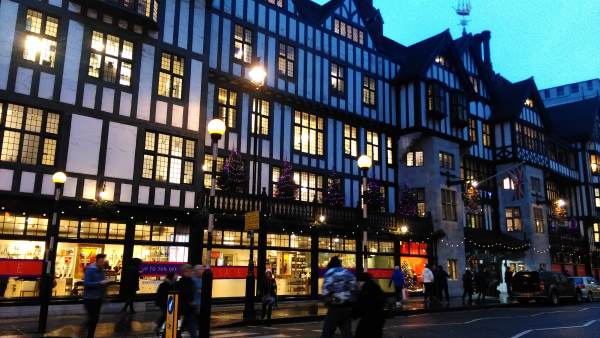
[
  {"x1": 435, "y1": 55, "x2": 447, "y2": 66},
  {"x1": 450, "y1": 91, "x2": 469, "y2": 127},
  {"x1": 426, "y1": 82, "x2": 447, "y2": 119},
  {"x1": 333, "y1": 18, "x2": 364, "y2": 45}
]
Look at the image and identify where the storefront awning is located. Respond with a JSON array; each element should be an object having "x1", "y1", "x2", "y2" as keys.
[{"x1": 464, "y1": 228, "x2": 530, "y2": 252}]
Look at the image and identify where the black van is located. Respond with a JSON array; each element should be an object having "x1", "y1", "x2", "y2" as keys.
[{"x1": 512, "y1": 271, "x2": 581, "y2": 305}]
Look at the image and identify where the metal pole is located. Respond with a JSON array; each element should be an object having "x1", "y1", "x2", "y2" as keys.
[
  {"x1": 38, "y1": 182, "x2": 63, "y2": 332},
  {"x1": 243, "y1": 230, "x2": 256, "y2": 320},
  {"x1": 199, "y1": 138, "x2": 219, "y2": 338},
  {"x1": 362, "y1": 174, "x2": 368, "y2": 272}
]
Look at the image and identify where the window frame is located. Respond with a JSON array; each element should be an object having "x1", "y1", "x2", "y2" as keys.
[
  {"x1": 533, "y1": 206, "x2": 544, "y2": 233},
  {"x1": 439, "y1": 151, "x2": 455, "y2": 170},
  {"x1": 505, "y1": 207, "x2": 522, "y2": 232},
  {"x1": 426, "y1": 81, "x2": 448, "y2": 118},
  {"x1": 591, "y1": 153, "x2": 599, "y2": 174},
  {"x1": 157, "y1": 51, "x2": 185, "y2": 100},
  {"x1": 141, "y1": 131, "x2": 196, "y2": 185},
  {"x1": 293, "y1": 110, "x2": 324, "y2": 156},
  {"x1": 366, "y1": 131, "x2": 379, "y2": 162},
  {"x1": 343, "y1": 124, "x2": 358, "y2": 157},
  {"x1": 330, "y1": 62, "x2": 346, "y2": 96},
  {"x1": 277, "y1": 42, "x2": 295, "y2": 79},
  {"x1": 88, "y1": 30, "x2": 134, "y2": 87},
  {"x1": 333, "y1": 18, "x2": 364, "y2": 45},
  {"x1": 386, "y1": 136, "x2": 393, "y2": 165},
  {"x1": 482, "y1": 122, "x2": 492, "y2": 147},
  {"x1": 233, "y1": 24, "x2": 253, "y2": 64},
  {"x1": 216, "y1": 87, "x2": 238, "y2": 129},
  {"x1": 251, "y1": 98, "x2": 270, "y2": 137},
  {"x1": 441, "y1": 189, "x2": 457, "y2": 221},
  {"x1": 362, "y1": 76, "x2": 376, "y2": 106},
  {"x1": 406, "y1": 151, "x2": 424, "y2": 167},
  {"x1": 22, "y1": 9, "x2": 59, "y2": 69},
  {"x1": 450, "y1": 91, "x2": 469, "y2": 125},
  {"x1": 468, "y1": 119, "x2": 478, "y2": 142}
]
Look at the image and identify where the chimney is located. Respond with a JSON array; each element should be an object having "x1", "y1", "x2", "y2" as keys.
[{"x1": 480, "y1": 30, "x2": 492, "y2": 68}]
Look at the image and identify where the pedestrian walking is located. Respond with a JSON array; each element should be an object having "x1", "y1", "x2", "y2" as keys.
[
  {"x1": 154, "y1": 272, "x2": 177, "y2": 334},
  {"x1": 320, "y1": 256, "x2": 356, "y2": 338},
  {"x1": 462, "y1": 268, "x2": 474, "y2": 304},
  {"x1": 422, "y1": 264, "x2": 435, "y2": 304},
  {"x1": 177, "y1": 264, "x2": 198, "y2": 338},
  {"x1": 260, "y1": 270, "x2": 277, "y2": 323},
  {"x1": 504, "y1": 265, "x2": 514, "y2": 297},
  {"x1": 475, "y1": 267, "x2": 489, "y2": 305},
  {"x1": 121, "y1": 258, "x2": 142, "y2": 313},
  {"x1": 436, "y1": 265, "x2": 450, "y2": 303},
  {"x1": 354, "y1": 273, "x2": 386, "y2": 338},
  {"x1": 388, "y1": 266, "x2": 405, "y2": 307},
  {"x1": 83, "y1": 253, "x2": 110, "y2": 338}
]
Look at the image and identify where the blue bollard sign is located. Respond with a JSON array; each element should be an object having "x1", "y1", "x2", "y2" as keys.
[{"x1": 165, "y1": 292, "x2": 179, "y2": 338}]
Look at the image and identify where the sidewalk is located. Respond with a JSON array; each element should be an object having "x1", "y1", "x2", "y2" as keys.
[{"x1": 0, "y1": 295, "x2": 512, "y2": 337}]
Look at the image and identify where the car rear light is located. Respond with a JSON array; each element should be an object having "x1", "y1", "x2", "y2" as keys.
[
  {"x1": 580, "y1": 283, "x2": 586, "y2": 289},
  {"x1": 539, "y1": 281, "x2": 545, "y2": 292}
]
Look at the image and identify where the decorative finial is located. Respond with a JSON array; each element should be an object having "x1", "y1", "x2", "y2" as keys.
[{"x1": 455, "y1": 0, "x2": 472, "y2": 36}]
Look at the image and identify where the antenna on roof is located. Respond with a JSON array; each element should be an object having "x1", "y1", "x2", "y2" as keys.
[{"x1": 455, "y1": 0, "x2": 472, "y2": 36}]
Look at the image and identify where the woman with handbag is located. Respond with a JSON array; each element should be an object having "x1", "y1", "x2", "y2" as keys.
[{"x1": 261, "y1": 270, "x2": 277, "y2": 324}]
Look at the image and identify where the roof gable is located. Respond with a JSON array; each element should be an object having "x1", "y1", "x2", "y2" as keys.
[
  {"x1": 546, "y1": 97, "x2": 600, "y2": 142},
  {"x1": 491, "y1": 77, "x2": 547, "y2": 124}
]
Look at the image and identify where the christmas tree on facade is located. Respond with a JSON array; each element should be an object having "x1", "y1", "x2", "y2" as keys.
[
  {"x1": 323, "y1": 173, "x2": 344, "y2": 207},
  {"x1": 397, "y1": 182, "x2": 418, "y2": 217},
  {"x1": 363, "y1": 178, "x2": 384, "y2": 211},
  {"x1": 275, "y1": 161, "x2": 298, "y2": 200},
  {"x1": 218, "y1": 149, "x2": 246, "y2": 193}
]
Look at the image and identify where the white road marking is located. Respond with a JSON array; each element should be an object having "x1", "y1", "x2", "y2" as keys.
[
  {"x1": 254, "y1": 335, "x2": 290, "y2": 338},
  {"x1": 311, "y1": 329, "x2": 322, "y2": 332},
  {"x1": 212, "y1": 332, "x2": 261, "y2": 338},
  {"x1": 508, "y1": 320, "x2": 598, "y2": 338}
]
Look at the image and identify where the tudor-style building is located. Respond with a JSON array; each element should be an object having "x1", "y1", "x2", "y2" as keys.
[{"x1": 0, "y1": 0, "x2": 596, "y2": 307}]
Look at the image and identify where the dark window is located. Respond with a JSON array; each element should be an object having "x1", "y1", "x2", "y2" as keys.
[
  {"x1": 0, "y1": 103, "x2": 59, "y2": 166},
  {"x1": 588, "y1": 80, "x2": 594, "y2": 90},
  {"x1": 427, "y1": 82, "x2": 447, "y2": 117},
  {"x1": 157, "y1": 52, "x2": 184, "y2": 99},
  {"x1": 439, "y1": 151, "x2": 454, "y2": 170},
  {"x1": 217, "y1": 88, "x2": 237, "y2": 129},
  {"x1": 450, "y1": 92, "x2": 468, "y2": 123},
  {"x1": 233, "y1": 25, "x2": 252, "y2": 63},
  {"x1": 544, "y1": 89, "x2": 550, "y2": 98},
  {"x1": 89, "y1": 31, "x2": 133, "y2": 86},
  {"x1": 570, "y1": 83, "x2": 579, "y2": 93},
  {"x1": 506, "y1": 207, "x2": 522, "y2": 231},
  {"x1": 277, "y1": 43, "x2": 294, "y2": 78},
  {"x1": 414, "y1": 188, "x2": 426, "y2": 216},
  {"x1": 363, "y1": 76, "x2": 376, "y2": 106},
  {"x1": 330, "y1": 63, "x2": 345, "y2": 95},
  {"x1": 557, "y1": 86, "x2": 565, "y2": 96},
  {"x1": 23, "y1": 9, "x2": 58, "y2": 68},
  {"x1": 142, "y1": 132, "x2": 195, "y2": 184},
  {"x1": 533, "y1": 207, "x2": 544, "y2": 233},
  {"x1": 469, "y1": 76, "x2": 479, "y2": 93},
  {"x1": 441, "y1": 189, "x2": 457, "y2": 221},
  {"x1": 531, "y1": 176, "x2": 542, "y2": 195}
]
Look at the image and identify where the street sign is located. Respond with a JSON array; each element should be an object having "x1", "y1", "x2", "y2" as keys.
[
  {"x1": 165, "y1": 292, "x2": 179, "y2": 338},
  {"x1": 245, "y1": 210, "x2": 260, "y2": 231}
]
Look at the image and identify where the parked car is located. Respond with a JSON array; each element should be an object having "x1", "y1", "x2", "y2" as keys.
[
  {"x1": 512, "y1": 271, "x2": 581, "y2": 305},
  {"x1": 569, "y1": 276, "x2": 600, "y2": 302}
]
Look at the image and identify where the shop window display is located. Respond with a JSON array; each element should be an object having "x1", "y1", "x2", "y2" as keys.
[
  {"x1": 400, "y1": 256, "x2": 428, "y2": 293},
  {"x1": 133, "y1": 245, "x2": 188, "y2": 294},
  {"x1": 318, "y1": 252, "x2": 356, "y2": 294},
  {"x1": 203, "y1": 248, "x2": 256, "y2": 298},
  {"x1": 54, "y1": 242, "x2": 123, "y2": 297},
  {"x1": 0, "y1": 239, "x2": 44, "y2": 298},
  {"x1": 266, "y1": 250, "x2": 311, "y2": 296}
]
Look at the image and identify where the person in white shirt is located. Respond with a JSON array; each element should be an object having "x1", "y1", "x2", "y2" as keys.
[{"x1": 422, "y1": 264, "x2": 435, "y2": 303}]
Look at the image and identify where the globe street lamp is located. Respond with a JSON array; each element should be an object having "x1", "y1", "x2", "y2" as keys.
[
  {"x1": 249, "y1": 58, "x2": 267, "y2": 89},
  {"x1": 199, "y1": 118, "x2": 225, "y2": 338},
  {"x1": 357, "y1": 155, "x2": 372, "y2": 272},
  {"x1": 38, "y1": 171, "x2": 67, "y2": 332}
]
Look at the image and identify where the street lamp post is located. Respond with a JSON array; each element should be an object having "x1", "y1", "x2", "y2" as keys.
[
  {"x1": 199, "y1": 118, "x2": 225, "y2": 338},
  {"x1": 244, "y1": 57, "x2": 267, "y2": 321},
  {"x1": 38, "y1": 171, "x2": 67, "y2": 333},
  {"x1": 357, "y1": 155, "x2": 372, "y2": 272}
]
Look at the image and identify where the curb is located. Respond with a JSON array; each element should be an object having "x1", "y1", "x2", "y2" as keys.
[{"x1": 216, "y1": 301, "x2": 515, "y2": 328}]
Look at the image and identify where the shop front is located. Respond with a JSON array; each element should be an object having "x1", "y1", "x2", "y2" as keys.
[
  {"x1": 266, "y1": 232, "x2": 311, "y2": 296},
  {"x1": 400, "y1": 241, "x2": 429, "y2": 294},
  {"x1": 366, "y1": 239, "x2": 395, "y2": 292},
  {"x1": 317, "y1": 234, "x2": 356, "y2": 294}
]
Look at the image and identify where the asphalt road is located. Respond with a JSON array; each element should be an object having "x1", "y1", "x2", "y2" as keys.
[{"x1": 211, "y1": 303, "x2": 600, "y2": 338}]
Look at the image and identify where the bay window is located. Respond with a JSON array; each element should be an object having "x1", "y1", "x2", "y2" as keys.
[{"x1": 426, "y1": 82, "x2": 447, "y2": 118}]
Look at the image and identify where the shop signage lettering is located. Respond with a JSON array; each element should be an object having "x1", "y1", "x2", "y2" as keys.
[
  {"x1": 0, "y1": 259, "x2": 43, "y2": 277},
  {"x1": 140, "y1": 262, "x2": 186, "y2": 276}
]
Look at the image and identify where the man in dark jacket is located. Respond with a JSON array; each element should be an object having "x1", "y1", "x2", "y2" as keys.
[
  {"x1": 504, "y1": 265, "x2": 514, "y2": 297},
  {"x1": 388, "y1": 266, "x2": 405, "y2": 306},
  {"x1": 177, "y1": 264, "x2": 198, "y2": 338},
  {"x1": 121, "y1": 258, "x2": 142, "y2": 313},
  {"x1": 475, "y1": 268, "x2": 489, "y2": 305},
  {"x1": 83, "y1": 254, "x2": 109, "y2": 338},
  {"x1": 462, "y1": 269, "x2": 474, "y2": 304},
  {"x1": 354, "y1": 273, "x2": 385, "y2": 338},
  {"x1": 154, "y1": 272, "x2": 176, "y2": 334},
  {"x1": 436, "y1": 265, "x2": 450, "y2": 303}
]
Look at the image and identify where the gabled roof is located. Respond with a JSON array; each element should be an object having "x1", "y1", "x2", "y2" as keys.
[
  {"x1": 490, "y1": 77, "x2": 546, "y2": 123},
  {"x1": 292, "y1": 0, "x2": 343, "y2": 26},
  {"x1": 394, "y1": 30, "x2": 475, "y2": 95},
  {"x1": 546, "y1": 97, "x2": 600, "y2": 142}
]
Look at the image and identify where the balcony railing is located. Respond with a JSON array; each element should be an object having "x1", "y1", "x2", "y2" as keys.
[{"x1": 201, "y1": 191, "x2": 433, "y2": 237}]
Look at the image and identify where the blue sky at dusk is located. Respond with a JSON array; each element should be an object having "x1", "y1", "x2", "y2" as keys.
[{"x1": 313, "y1": 0, "x2": 600, "y2": 89}]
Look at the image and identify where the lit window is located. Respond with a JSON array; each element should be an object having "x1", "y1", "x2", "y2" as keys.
[
  {"x1": 441, "y1": 189, "x2": 457, "y2": 221},
  {"x1": 88, "y1": 31, "x2": 133, "y2": 86},
  {"x1": 203, "y1": 154, "x2": 225, "y2": 189},
  {"x1": 23, "y1": 10, "x2": 58, "y2": 68},
  {"x1": 366, "y1": 131, "x2": 379, "y2": 162},
  {"x1": 293, "y1": 111, "x2": 324, "y2": 156},
  {"x1": 80, "y1": 221, "x2": 108, "y2": 239},
  {"x1": 470, "y1": 76, "x2": 479, "y2": 93},
  {"x1": 439, "y1": 151, "x2": 454, "y2": 170},
  {"x1": 267, "y1": 0, "x2": 284, "y2": 7},
  {"x1": 448, "y1": 259, "x2": 458, "y2": 280},
  {"x1": 294, "y1": 170, "x2": 323, "y2": 202},
  {"x1": 503, "y1": 177, "x2": 515, "y2": 190},
  {"x1": 406, "y1": 151, "x2": 423, "y2": 167},
  {"x1": 594, "y1": 223, "x2": 600, "y2": 243},
  {"x1": 142, "y1": 131, "x2": 195, "y2": 184},
  {"x1": 362, "y1": 76, "x2": 376, "y2": 106},
  {"x1": 233, "y1": 25, "x2": 252, "y2": 63},
  {"x1": 330, "y1": 63, "x2": 345, "y2": 95},
  {"x1": 158, "y1": 52, "x2": 184, "y2": 99},
  {"x1": 533, "y1": 207, "x2": 544, "y2": 233},
  {"x1": 343, "y1": 124, "x2": 357, "y2": 157},
  {"x1": 482, "y1": 123, "x2": 491, "y2": 147},
  {"x1": 468, "y1": 119, "x2": 477, "y2": 142},
  {"x1": 594, "y1": 188, "x2": 600, "y2": 208},
  {"x1": 524, "y1": 98, "x2": 534, "y2": 108},
  {"x1": 427, "y1": 82, "x2": 447, "y2": 116},
  {"x1": 591, "y1": 154, "x2": 599, "y2": 174},
  {"x1": 251, "y1": 98, "x2": 269, "y2": 135},
  {"x1": 119, "y1": 0, "x2": 159, "y2": 21},
  {"x1": 387, "y1": 137, "x2": 393, "y2": 165},
  {"x1": 217, "y1": 88, "x2": 237, "y2": 129},
  {"x1": 434, "y1": 55, "x2": 446, "y2": 66},
  {"x1": 506, "y1": 207, "x2": 522, "y2": 231},
  {"x1": 277, "y1": 43, "x2": 294, "y2": 78},
  {"x1": 333, "y1": 18, "x2": 364, "y2": 44},
  {"x1": 414, "y1": 188, "x2": 426, "y2": 216},
  {"x1": 0, "y1": 103, "x2": 59, "y2": 166}
]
